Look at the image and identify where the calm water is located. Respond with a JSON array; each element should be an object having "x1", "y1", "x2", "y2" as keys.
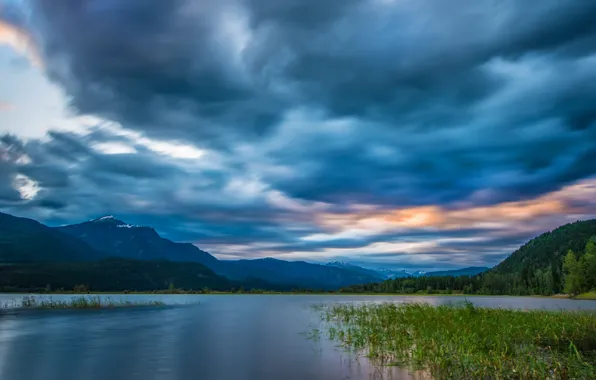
[{"x1": 1, "y1": 294, "x2": 595, "y2": 380}]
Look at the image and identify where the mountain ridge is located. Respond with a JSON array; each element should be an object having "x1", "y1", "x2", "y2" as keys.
[
  {"x1": 57, "y1": 217, "x2": 219, "y2": 267},
  {"x1": 326, "y1": 262, "x2": 486, "y2": 279},
  {"x1": 0, "y1": 212, "x2": 103, "y2": 263},
  {"x1": 56, "y1": 214, "x2": 383, "y2": 290}
]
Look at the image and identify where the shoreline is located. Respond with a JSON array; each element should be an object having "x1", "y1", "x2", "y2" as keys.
[{"x1": 1, "y1": 291, "x2": 595, "y2": 300}]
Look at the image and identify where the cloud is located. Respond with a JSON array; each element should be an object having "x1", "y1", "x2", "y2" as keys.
[
  {"x1": 12, "y1": 173, "x2": 39, "y2": 200},
  {"x1": 96, "y1": 122, "x2": 206, "y2": 159},
  {"x1": 1, "y1": 0, "x2": 596, "y2": 269}
]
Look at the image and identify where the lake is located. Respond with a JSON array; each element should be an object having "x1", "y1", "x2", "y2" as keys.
[{"x1": 1, "y1": 294, "x2": 595, "y2": 380}]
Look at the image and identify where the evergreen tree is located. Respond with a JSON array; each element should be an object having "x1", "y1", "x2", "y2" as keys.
[
  {"x1": 581, "y1": 239, "x2": 596, "y2": 290},
  {"x1": 563, "y1": 250, "x2": 583, "y2": 295}
]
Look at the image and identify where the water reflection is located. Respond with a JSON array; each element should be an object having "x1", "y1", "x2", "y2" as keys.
[{"x1": 1, "y1": 295, "x2": 595, "y2": 380}]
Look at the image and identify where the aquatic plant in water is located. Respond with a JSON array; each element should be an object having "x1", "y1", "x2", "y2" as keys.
[
  {"x1": 5, "y1": 296, "x2": 165, "y2": 309},
  {"x1": 314, "y1": 302, "x2": 596, "y2": 379}
]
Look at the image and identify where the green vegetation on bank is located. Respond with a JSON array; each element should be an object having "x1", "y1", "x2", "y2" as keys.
[
  {"x1": 341, "y1": 224, "x2": 596, "y2": 297},
  {"x1": 1, "y1": 295, "x2": 164, "y2": 309},
  {"x1": 575, "y1": 291, "x2": 596, "y2": 300},
  {"x1": 315, "y1": 302, "x2": 596, "y2": 379}
]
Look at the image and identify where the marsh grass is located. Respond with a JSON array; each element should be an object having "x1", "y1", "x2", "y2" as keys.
[
  {"x1": 314, "y1": 302, "x2": 596, "y2": 379},
  {"x1": 2, "y1": 295, "x2": 165, "y2": 309}
]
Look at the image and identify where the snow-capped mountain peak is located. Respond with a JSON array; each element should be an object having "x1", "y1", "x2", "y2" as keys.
[{"x1": 90, "y1": 216, "x2": 141, "y2": 228}]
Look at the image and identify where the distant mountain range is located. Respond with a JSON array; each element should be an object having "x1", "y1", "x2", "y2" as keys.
[
  {"x1": 0, "y1": 212, "x2": 492, "y2": 291},
  {"x1": 1, "y1": 213, "x2": 387, "y2": 290},
  {"x1": 57, "y1": 215, "x2": 386, "y2": 289},
  {"x1": 326, "y1": 261, "x2": 488, "y2": 279},
  {"x1": 374, "y1": 268, "x2": 428, "y2": 278},
  {"x1": 325, "y1": 261, "x2": 387, "y2": 279}
]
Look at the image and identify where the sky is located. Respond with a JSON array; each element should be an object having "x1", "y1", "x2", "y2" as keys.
[{"x1": 1, "y1": 0, "x2": 596, "y2": 271}]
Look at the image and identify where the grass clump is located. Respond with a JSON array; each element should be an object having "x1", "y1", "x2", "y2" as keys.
[
  {"x1": 12, "y1": 295, "x2": 164, "y2": 309},
  {"x1": 315, "y1": 302, "x2": 596, "y2": 379}
]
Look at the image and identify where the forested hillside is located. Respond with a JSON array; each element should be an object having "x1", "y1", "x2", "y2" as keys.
[
  {"x1": 341, "y1": 220, "x2": 596, "y2": 296},
  {"x1": 493, "y1": 220, "x2": 596, "y2": 274}
]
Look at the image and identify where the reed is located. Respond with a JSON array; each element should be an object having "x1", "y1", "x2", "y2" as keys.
[
  {"x1": 3, "y1": 295, "x2": 164, "y2": 309},
  {"x1": 314, "y1": 302, "x2": 596, "y2": 379}
]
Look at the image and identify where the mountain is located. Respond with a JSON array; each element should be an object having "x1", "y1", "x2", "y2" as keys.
[
  {"x1": 374, "y1": 268, "x2": 414, "y2": 279},
  {"x1": 325, "y1": 262, "x2": 482, "y2": 279},
  {"x1": 0, "y1": 212, "x2": 101, "y2": 263},
  {"x1": 222, "y1": 258, "x2": 384, "y2": 290},
  {"x1": 371, "y1": 268, "x2": 427, "y2": 279},
  {"x1": 425, "y1": 267, "x2": 488, "y2": 277},
  {"x1": 492, "y1": 219, "x2": 596, "y2": 275},
  {"x1": 57, "y1": 216, "x2": 219, "y2": 268},
  {"x1": 326, "y1": 261, "x2": 387, "y2": 280},
  {"x1": 56, "y1": 215, "x2": 382, "y2": 290},
  {"x1": 6, "y1": 212, "x2": 491, "y2": 291},
  {"x1": 327, "y1": 263, "x2": 484, "y2": 280},
  {"x1": 0, "y1": 258, "x2": 235, "y2": 292}
]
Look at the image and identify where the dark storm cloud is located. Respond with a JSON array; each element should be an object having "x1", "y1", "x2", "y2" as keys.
[
  {"x1": 19, "y1": 163, "x2": 70, "y2": 188},
  {"x1": 14, "y1": 0, "x2": 595, "y2": 206},
  {"x1": 22, "y1": 0, "x2": 284, "y2": 144},
  {"x1": 21, "y1": 1, "x2": 595, "y2": 130},
  {"x1": 92, "y1": 153, "x2": 182, "y2": 179},
  {"x1": 244, "y1": 0, "x2": 596, "y2": 123},
  {"x1": 2, "y1": 0, "x2": 596, "y2": 267}
]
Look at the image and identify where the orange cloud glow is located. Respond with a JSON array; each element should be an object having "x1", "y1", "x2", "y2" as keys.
[
  {"x1": 0, "y1": 20, "x2": 42, "y2": 67},
  {"x1": 308, "y1": 179, "x2": 596, "y2": 241}
]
